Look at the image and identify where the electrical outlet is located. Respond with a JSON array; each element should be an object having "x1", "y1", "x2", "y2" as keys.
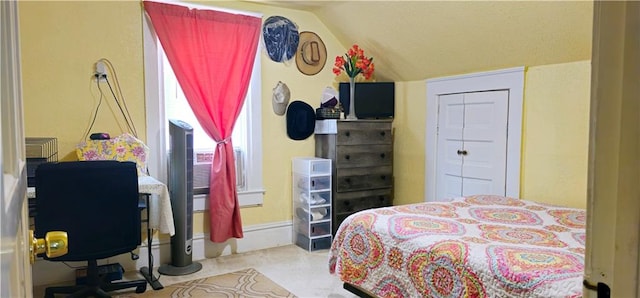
[
  {"x1": 94, "y1": 73, "x2": 107, "y2": 82},
  {"x1": 95, "y1": 61, "x2": 106, "y2": 75},
  {"x1": 94, "y1": 61, "x2": 107, "y2": 82}
]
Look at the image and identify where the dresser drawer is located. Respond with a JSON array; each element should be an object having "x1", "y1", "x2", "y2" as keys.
[
  {"x1": 336, "y1": 166, "x2": 392, "y2": 192},
  {"x1": 335, "y1": 145, "x2": 392, "y2": 168},
  {"x1": 337, "y1": 122, "x2": 392, "y2": 145},
  {"x1": 333, "y1": 189, "x2": 392, "y2": 214},
  {"x1": 333, "y1": 189, "x2": 392, "y2": 231}
]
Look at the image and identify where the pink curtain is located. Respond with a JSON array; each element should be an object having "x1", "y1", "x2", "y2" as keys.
[{"x1": 144, "y1": 1, "x2": 261, "y2": 242}]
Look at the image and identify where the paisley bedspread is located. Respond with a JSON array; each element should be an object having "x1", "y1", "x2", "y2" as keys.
[{"x1": 328, "y1": 195, "x2": 586, "y2": 298}]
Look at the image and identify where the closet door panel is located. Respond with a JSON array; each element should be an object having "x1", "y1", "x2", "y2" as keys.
[
  {"x1": 461, "y1": 140, "x2": 495, "y2": 178},
  {"x1": 436, "y1": 94, "x2": 464, "y2": 200},
  {"x1": 443, "y1": 175, "x2": 464, "y2": 199},
  {"x1": 462, "y1": 177, "x2": 492, "y2": 196},
  {"x1": 461, "y1": 91, "x2": 508, "y2": 196}
]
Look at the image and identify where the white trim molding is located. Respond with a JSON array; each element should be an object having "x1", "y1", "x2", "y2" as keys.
[
  {"x1": 32, "y1": 220, "x2": 293, "y2": 286},
  {"x1": 425, "y1": 67, "x2": 524, "y2": 202}
]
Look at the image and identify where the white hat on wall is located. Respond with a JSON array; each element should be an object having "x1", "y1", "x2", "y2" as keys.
[{"x1": 272, "y1": 81, "x2": 290, "y2": 116}]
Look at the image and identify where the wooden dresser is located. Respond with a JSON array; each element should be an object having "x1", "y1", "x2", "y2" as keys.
[{"x1": 315, "y1": 119, "x2": 393, "y2": 234}]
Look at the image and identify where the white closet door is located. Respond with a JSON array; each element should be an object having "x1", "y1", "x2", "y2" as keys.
[
  {"x1": 435, "y1": 94, "x2": 464, "y2": 200},
  {"x1": 461, "y1": 91, "x2": 508, "y2": 196}
]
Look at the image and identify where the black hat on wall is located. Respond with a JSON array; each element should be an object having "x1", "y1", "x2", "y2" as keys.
[{"x1": 286, "y1": 101, "x2": 316, "y2": 140}]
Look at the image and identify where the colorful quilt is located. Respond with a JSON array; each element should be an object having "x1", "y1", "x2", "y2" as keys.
[{"x1": 329, "y1": 195, "x2": 586, "y2": 298}]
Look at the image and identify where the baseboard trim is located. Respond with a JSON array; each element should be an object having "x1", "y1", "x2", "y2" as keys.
[{"x1": 32, "y1": 220, "x2": 293, "y2": 286}]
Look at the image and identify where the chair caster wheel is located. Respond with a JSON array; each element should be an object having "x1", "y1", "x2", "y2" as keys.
[{"x1": 136, "y1": 284, "x2": 147, "y2": 293}]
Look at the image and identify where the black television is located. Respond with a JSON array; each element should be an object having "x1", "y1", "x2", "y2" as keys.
[{"x1": 339, "y1": 82, "x2": 395, "y2": 119}]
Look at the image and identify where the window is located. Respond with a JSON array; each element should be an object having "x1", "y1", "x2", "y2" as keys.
[
  {"x1": 142, "y1": 3, "x2": 264, "y2": 208},
  {"x1": 163, "y1": 53, "x2": 248, "y2": 191}
]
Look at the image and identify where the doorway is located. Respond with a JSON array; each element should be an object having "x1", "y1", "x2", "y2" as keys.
[{"x1": 425, "y1": 67, "x2": 524, "y2": 202}]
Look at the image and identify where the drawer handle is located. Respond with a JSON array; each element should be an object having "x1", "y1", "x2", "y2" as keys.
[
  {"x1": 345, "y1": 178, "x2": 351, "y2": 183},
  {"x1": 380, "y1": 175, "x2": 386, "y2": 180},
  {"x1": 380, "y1": 153, "x2": 386, "y2": 159},
  {"x1": 380, "y1": 131, "x2": 386, "y2": 137},
  {"x1": 344, "y1": 201, "x2": 350, "y2": 206},
  {"x1": 345, "y1": 131, "x2": 350, "y2": 137},
  {"x1": 378, "y1": 196, "x2": 385, "y2": 201},
  {"x1": 345, "y1": 155, "x2": 350, "y2": 160}
]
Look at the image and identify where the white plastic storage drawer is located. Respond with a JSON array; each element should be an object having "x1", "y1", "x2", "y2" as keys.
[
  {"x1": 295, "y1": 176, "x2": 331, "y2": 191},
  {"x1": 294, "y1": 190, "x2": 331, "y2": 207},
  {"x1": 295, "y1": 234, "x2": 332, "y2": 251},
  {"x1": 292, "y1": 157, "x2": 332, "y2": 252},
  {"x1": 293, "y1": 157, "x2": 331, "y2": 176},
  {"x1": 294, "y1": 205, "x2": 331, "y2": 222},
  {"x1": 295, "y1": 220, "x2": 331, "y2": 237}
]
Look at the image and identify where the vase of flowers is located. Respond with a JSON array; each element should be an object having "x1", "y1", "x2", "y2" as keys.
[{"x1": 333, "y1": 44, "x2": 375, "y2": 120}]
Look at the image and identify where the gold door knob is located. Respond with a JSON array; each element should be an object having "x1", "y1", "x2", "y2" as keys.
[{"x1": 29, "y1": 230, "x2": 68, "y2": 264}]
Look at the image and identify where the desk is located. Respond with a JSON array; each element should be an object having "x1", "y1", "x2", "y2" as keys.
[{"x1": 27, "y1": 174, "x2": 174, "y2": 290}]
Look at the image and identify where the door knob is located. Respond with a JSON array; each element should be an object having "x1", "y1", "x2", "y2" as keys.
[{"x1": 29, "y1": 230, "x2": 68, "y2": 264}]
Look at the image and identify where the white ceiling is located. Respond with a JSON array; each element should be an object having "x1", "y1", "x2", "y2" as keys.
[{"x1": 257, "y1": 1, "x2": 593, "y2": 82}]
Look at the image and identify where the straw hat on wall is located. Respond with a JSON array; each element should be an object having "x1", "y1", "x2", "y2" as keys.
[{"x1": 295, "y1": 31, "x2": 327, "y2": 76}]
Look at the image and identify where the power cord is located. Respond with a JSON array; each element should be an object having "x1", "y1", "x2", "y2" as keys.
[
  {"x1": 105, "y1": 77, "x2": 138, "y2": 137},
  {"x1": 61, "y1": 262, "x2": 85, "y2": 269},
  {"x1": 83, "y1": 58, "x2": 139, "y2": 141},
  {"x1": 99, "y1": 58, "x2": 139, "y2": 138},
  {"x1": 82, "y1": 78, "x2": 105, "y2": 141}
]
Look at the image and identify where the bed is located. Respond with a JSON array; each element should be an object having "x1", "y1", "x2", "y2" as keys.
[{"x1": 328, "y1": 195, "x2": 586, "y2": 298}]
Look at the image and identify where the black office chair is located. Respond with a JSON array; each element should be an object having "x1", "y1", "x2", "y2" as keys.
[{"x1": 35, "y1": 160, "x2": 147, "y2": 297}]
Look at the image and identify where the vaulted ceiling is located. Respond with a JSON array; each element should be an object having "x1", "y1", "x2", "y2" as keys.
[{"x1": 257, "y1": 1, "x2": 594, "y2": 82}]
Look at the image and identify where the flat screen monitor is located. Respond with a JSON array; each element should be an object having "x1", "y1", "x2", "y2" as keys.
[{"x1": 339, "y1": 82, "x2": 395, "y2": 119}]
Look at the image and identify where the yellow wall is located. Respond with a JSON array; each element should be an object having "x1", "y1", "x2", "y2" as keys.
[
  {"x1": 392, "y1": 61, "x2": 591, "y2": 209},
  {"x1": 392, "y1": 81, "x2": 427, "y2": 206},
  {"x1": 19, "y1": 1, "x2": 146, "y2": 161},
  {"x1": 520, "y1": 61, "x2": 591, "y2": 208}
]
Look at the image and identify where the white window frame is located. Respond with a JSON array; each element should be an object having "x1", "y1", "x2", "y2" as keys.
[{"x1": 142, "y1": 3, "x2": 264, "y2": 207}]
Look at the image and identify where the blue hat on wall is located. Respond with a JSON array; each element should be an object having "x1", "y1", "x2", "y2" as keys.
[
  {"x1": 262, "y1": 16, "x2": 299, "y2": 63},
  {"x1": 286, "y1": 101, "x2": 316, "y2": 140}
]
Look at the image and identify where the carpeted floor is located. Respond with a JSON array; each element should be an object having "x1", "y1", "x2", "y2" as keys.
[{"x1": 117, "y1": 268, "x2": 296, "y2": 298}]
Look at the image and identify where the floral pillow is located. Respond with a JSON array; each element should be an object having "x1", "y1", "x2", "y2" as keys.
[{"x1": 76, "y1": 133, "x2": 150, "y2": 176}]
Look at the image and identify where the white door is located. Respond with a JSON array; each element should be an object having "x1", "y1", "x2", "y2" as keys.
[
  {"x1": 435, "y1": 94, "x2": 464, "y2": 199},
  {"x1": 425, "y1": 67, "x2": 524, "y2": 202},
  {"x1": 0, "y1": 0, "x2": 32, "y2": 296},
  {"x1": 583, "y1": 1, "x2": 640, "y2": 297},
  {"x1": 435, "y1": 90, "x2": 508, "y2": 200}
]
